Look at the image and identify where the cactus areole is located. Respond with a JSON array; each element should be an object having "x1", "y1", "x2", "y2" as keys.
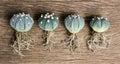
[
  {"x1": 64, "y1": 14, "x2": 85, "y2": 34},
  {"x1": 90, "y1": 17, "x2": 110, "y2": 32},
  {"x1": 38, "y1": 13, "x2": 59, "y2": 31},
  {"x1": 10, "y1": 13, "x2": 34, "y2": 32}
]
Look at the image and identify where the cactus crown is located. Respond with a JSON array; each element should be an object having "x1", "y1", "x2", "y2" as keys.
[
  {"x1": 10, "y1": 12, "x2": 34, "y2": 32},
  {"x1": 38, "y1": 13, "x2": 59, "y2": 31},
  {"x1": 90, "y1": 17, "x2": 110, "y2": 32},
  {"x1": 64, "y1": 14, "x2": 85, "y2": 33}
]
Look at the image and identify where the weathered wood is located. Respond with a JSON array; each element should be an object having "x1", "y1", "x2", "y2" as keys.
[{"x1": 0, "y1": 0, "x2": 120, "y2": 64}]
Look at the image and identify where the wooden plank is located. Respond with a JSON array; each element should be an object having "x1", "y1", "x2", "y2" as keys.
[{"x1": 0, "y1": 1, "x2": 120, "y2": 64}]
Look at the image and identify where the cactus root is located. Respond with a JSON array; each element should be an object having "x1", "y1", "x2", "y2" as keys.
[
  {"x1": 64, "y1": 34, "x2": 79, "y2": 53},
  {"x1": 11, "y1": 32, "x2": 34, "y2": 56},
  {"x1": 87, "y1": 31, "x2": 111, "y2": 52},
  {"x1": 42, "y1": 31, "x2": 54, "y2": 52}
]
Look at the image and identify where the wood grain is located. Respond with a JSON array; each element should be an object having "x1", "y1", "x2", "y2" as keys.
[{"x1": 0, "y1": 0, "x2": 120, "y2": 64}]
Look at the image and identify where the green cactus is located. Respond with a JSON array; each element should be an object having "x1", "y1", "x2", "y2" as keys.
[
  {"x1": 10, "y1": 12, "x2": 34, "y2": 56},
  {"x1": 65, "y1": 14, "x2": 85, "y2": 33},
  {"x1": 64, "y1": 14, "x2": 85, "y2": 53},
  {"x1": 38, "y1": 13, "x2": 59, "y2": 51},
  {"x1": 87, "y1": 17, "x2": 111, "y2": 52},
  {"x1": 90, "y1": 17, "x2": 110, "y2": 32},
  {"x1": 38, "y1": 13, "x2": 59, "y2": 31},
  {"x1": 10, "y1": 13, "x2": 34, "y2": 32}
]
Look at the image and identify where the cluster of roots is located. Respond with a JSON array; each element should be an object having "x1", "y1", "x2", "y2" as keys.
[
  {"x1": 42, "y1": 31, "x2": 54, "y2": 51},
  {"x1": 87, "y1": 31, "x2": 111, "y2": 52},
  {"x1": 64, "y1": 33, "x2": 79, "y2": 53},
  {"x1": 11, "y1": 32, "x2": 34, "y2": 56}
]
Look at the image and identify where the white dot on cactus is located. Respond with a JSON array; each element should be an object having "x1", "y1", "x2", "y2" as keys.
[
  {"x1": 41, "y1": 22, "x2": 42, "y2": 24},
  {"x1": 47, "y1": 15, "x2": 50, "y2": 18},
  {"x1": 44, "y1": 16, "x2": 46, "y2": 18},
  {"x1": 56, "y1": 17, "x2": 58, "y2": 20},
  {"x1": 45, "y1": 14, "x2": 48, "y2": 17},
  {"x1": 22, "y1": 12, "x2": 24, "y2": 14},
  {"x1": 26, "y1": 14, "x2": 30, "y2": 16},
  {"x1": 16, "y1": 15, "x2": 19, "y2": 17},
  {"x1": 105, "y1": 18, "x2": 108, "y2": 20},
  {"x1": 52, "y1": 13, "x2": 54, "y2": 15},
  {"x1": 47, "y1": 20, "x2": 50, "y2": 22},
  {"x1": 50, "y1": 14, "x2": 53, "y2": 17},
  {"x1": 51, "y1": 17, "x2": 54, "y2": 19},
  {"x1": 41, "y1": 14, "x2": 43, "y2": 17},
  {"x1": 97, "y1": 17, "x2": 100, "y2": 20},
  {"x1": 46, "y1": 13, "x2": 49, "y2": 15}
]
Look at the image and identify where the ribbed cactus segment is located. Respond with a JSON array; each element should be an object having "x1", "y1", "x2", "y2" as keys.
[
  {"x1": 90, "y1": 17, "x2": 110, "y2": 32},
  {"x1": 10, "y1": 12, "x2": 34, "y2": 32},
  {"x1": 64, "y1": 14, "x2": 85, "y2": 33},
  {"x1": 38, "y1": 13, "x2": 59, "y2": 31}
]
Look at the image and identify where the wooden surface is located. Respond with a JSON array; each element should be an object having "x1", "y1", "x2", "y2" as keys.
[{"x1": 0, "y1": 0, "x2": 120, "y2": 64}]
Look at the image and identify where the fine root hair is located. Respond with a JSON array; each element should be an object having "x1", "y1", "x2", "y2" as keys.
[
  {"x1": 64, "y1": 33, "x2": 79, "y2": 53},
  {"x1": 42, "y1": 31, "x2": 54, "y2": 51},
  {"x1": 11, "y1": 32, "x2": 35, "y2": 56},
  {"x1": 87, "y1": 31, "x2": 111, "y2": 52}
]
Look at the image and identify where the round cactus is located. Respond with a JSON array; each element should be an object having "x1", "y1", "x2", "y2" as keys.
[
  {"x1": 90, "y1": 17, "x2": 110, "y2": 32},
  {"x1": 10, "y1": 12, "x2": 34, "y2": 56},
  {"x1": 87, "y1": 17, "x2": 110, "y2": 51},
  {"x1": 64, "y1": 14, "x2": 85, "y2": 53},
  {"x1": 64, "y1": 14, "x2": 85, "y2": 34},
  {"x1": 38, "y1": 13, "x2": 59, "y2": 31},
  {"x1": 10, "y1": 12, "x2": 34, "y2": 32},
  {"x1": 38, "y1": 13, "x2": 59, "y2": 51}
]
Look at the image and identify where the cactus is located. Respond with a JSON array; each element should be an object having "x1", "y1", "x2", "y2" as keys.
[
  {"x1": 64, "y1": 14, "x2": 85, "y2": 53},
  {"x1": 10, "y1": 13, "x2": 34, "y2": 32},
  {"x1": 90, "y1": 17, "x2": 110, "y2": 32},
  {"x1": 38, "y1": 13, "x2": 59, "y2": 51},
  {"x1": 65, "y1": 14, "x2": 85, "y2": 33},
  {"x1": 87, "y1": 17, "x2": 111, "y2": 52},
  {"x1": 10, "y1": 12, "x2": 34, "y2": 56}
]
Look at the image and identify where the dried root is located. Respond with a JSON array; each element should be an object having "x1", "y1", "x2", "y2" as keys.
[
  {"x1": 42, "y1": 31, "x2": 54, "y2": 51},
  {"x1": 64, "y1": 33, "x2": 79, "y2": 53},
  {"x1": 11, "y1": 32, "x2": 34, "y2": 56},
  {"x1": 87, "y1": 31, "x2": 111, "y2": 52}
]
